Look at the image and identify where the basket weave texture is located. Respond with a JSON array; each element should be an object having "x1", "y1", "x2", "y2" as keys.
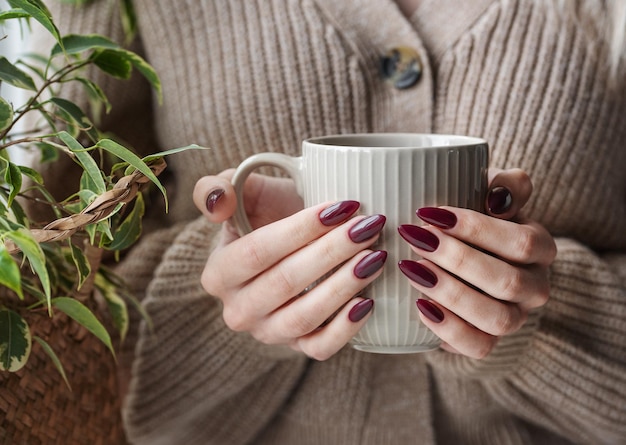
[
  {"x1": 0, "y1": 160, "x2": 167, "y2": 444},
  {"x1": 0, "y1": 291, "x2": 126, "y2": 445}
]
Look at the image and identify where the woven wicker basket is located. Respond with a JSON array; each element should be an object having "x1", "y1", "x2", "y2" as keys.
[
  {"x1": 0, "y1": 162, "x2": 166, "y2": 444},
  {"x1": 0, "y1": 288, "x2": 126, "y2": 445}
]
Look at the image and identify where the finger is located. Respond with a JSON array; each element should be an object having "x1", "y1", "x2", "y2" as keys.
[
  {"x1": 399, "y1": 259, "x2": 529, "y2": 335},
  {"x1": 193, "y1": 170, "x2": 302, "y2": 226},
  {"x1": 398, "y1": 224, "x2": 551, "y2": 308},
  {"x1": 207, "y1": 201, "x2": 376, "y2": 290},
  {"x1": 224, "y1": 215, "x2": 386, "y2": 327},
  {"x1": 193, "y1": 173, "x2": 237, "y2": 222},
  {"x1": 486, "y1": 168, "x2": 533, "y2": 219},
  {"x1": 293, "y1": 297, "x2": 375, "y2": 361},
  {"x1": 252, "y1": 250, "x2": 387, "y2": 344},
  {"x1": 415, "y1": 207, "x2": 557, "y2": 266},
  {"x1": 415, "y1": 298, "x2": 498, "y2": 359}
]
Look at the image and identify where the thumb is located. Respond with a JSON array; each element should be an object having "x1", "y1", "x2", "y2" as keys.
[
  {"x1": 486, "y1": 168, "x2": 533, "y2": 220},
  {"x1": 193, "y1": 169, "x2": 238, "y2": 223}
]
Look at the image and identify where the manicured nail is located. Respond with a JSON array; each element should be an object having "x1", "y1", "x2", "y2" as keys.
[
  {"x1": 416, "y1": 299, "x2": 444, "y2": 323},
  {"x1": 354, "y1": 250, "x2": 388, "y2": 279},
  {"x1": 398, "y1": 260, "x2": 438, "y2": 288},
  {"x1": 487, "y1": 187, "x2": 512, "y2": 215},
  {"x1": 416, "y1": 207, "x2": 457, "y2": 229},
  {"x1": 349, "y1": 215, "x2": 386, "y2": 243},
  {"x1": 349, "y1": 299, "x2": 374, "y2": 322},
  {"x1": 397, "y1": 225, "x2": 439, "y2": 252},
  {"x1": 319, "y1": 200, "x2": 360, "y2": 226},
  {"x1": 206, "y1": 188, "x2": 225, "y2": 213}
]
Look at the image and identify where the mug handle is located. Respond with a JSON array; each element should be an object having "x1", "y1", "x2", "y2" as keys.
[{"x1": 230, "y1": 153, "x2": 303, "y2": 236}]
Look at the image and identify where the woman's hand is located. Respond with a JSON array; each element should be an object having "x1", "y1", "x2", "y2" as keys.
[
  {"x1": 193, "y1": 170, "x2": 388, "y2": 360},
  {"x1": 398, "y1": 169, "x2": 557, "y2": 359}
]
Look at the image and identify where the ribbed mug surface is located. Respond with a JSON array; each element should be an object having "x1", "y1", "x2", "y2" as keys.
[{"x1": 301, "y1": 134, "x2": 488, "y2": 353}]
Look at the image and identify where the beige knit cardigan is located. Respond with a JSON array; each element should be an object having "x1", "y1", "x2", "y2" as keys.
[{"x1": 39, "y1": 1, "x2": 626, "y2": 444}]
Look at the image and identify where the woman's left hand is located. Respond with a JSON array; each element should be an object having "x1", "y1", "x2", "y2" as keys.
[{"x1": 398, "y1": 169, "x2": 557, "y2": 359}]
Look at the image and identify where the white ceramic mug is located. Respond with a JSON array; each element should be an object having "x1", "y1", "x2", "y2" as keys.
[{"x1": 231, "y1": 133, "x2": 489, "y2": 353}]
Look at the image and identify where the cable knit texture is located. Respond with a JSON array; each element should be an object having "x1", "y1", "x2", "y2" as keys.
[{"x1": 39, "y1": 0, "x2": 626, "y2": 444}]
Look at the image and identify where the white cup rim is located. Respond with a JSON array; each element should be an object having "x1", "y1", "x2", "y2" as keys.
[{"x1": 305, "y1": 132, "x2": 487, "y2": 149}]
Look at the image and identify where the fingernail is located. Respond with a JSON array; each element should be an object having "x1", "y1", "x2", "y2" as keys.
[
  {"x1": 416, "y1": 207, "x2": 457, "y2": 229},
  {"x1": 349, "y1": 215, "x2": 386, "y2": 243},
  {"x1": 206, "y1": 188, "x2": 225, "y2": 213},
  {"x1": 416, "y1": 299, "x2": 444, "y2": 323},
  {"x1": 398, "y1": 260, "x2": 438, "y2": 288},
  {"x1": 354, "y1": 250, "x2": 388, "y2": 279},
  {"x1": 319, "y1": 200, "x2": 360, "y2": 226},
  {"x1": 487, "y1": 187, "x2": 512, "y2": 215},
  {"x1": 349, "y1": 299, "x2": 374, "y2": 322},
  {"x1": 397, "y1": 225, "x2": 439, "y2": 252}
]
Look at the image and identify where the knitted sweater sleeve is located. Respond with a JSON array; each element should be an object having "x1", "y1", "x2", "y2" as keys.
[
  {"x1": 122, "y1": 216, "x2": 308, "y2": 445},
  {"x1": 426, "y1": 238, "x2": 626, "y2": 443}
]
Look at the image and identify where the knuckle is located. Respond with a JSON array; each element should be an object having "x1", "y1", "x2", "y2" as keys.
[
  {"x1": 267, "y1": 263, "x2": 299, "y2": 296},
  {"x1": 222, "y1": 304, "x2": 250, "y2": 332},
  {"x1": 499, "y1": 268, "x2": 525, "y2": 301},
  {"x1": 280, "y1": 311, "x2": 319, "y2": 339},
  {"x1": 303, "y1": 343, "x2": 334, "y2": 361},
  {"x1": 201, "y1": 254, "x2": 223, "y2": 296},
  {"x1": 461, "y1": 211, "x2": 487, "y2": 241},
  {"x1": 532, "y1": 271, "x2": 551, "y2": 307},
  {"x1": 447, "y1": 244, "x2": 470, "y2": 272},
  {"x1": 472, "y1": 337, "x2": 497, "y2": 360},
  {"x1": 491, "y1": 307, "x2": 519, "y2": 336},
  {"x1": 241, "y1": 236, "x2": 268, "y2": 271},
  {"x1": 443, "y1": 282, "x2": 465, "y2": 308},
  {"x1": 513, "y1": 227, "x2": 537, "y2": 263}
]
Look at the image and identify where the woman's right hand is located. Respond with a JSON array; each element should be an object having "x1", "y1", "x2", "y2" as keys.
[{"x1": 192, "y1": 170, "x2": 387, "y2": 360}]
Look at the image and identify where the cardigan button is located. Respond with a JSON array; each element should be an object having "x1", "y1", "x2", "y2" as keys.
[{"x1": 380, "y1": 47, "x2": 422, "y2": 89}]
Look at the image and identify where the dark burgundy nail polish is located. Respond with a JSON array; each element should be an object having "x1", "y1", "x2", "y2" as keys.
[
  {"x1": 398, "y1": 260, "x2": 438, "y2": 288},
  {"x1": 416, "y1": 299, "x2": 444, "y2": 323},
  {"x1": 206, "y1": 188, "x2": 225, "y2": 213},
  {"x1": 319, "y1": 200, "x2": 360, "y2": 226},
  {"x1": 349, "y1": 215, "x2": 386, "y2": 243},
  {"x1": 416, "y1": 207, "x2": 457, "y2": 229},
  {"x1": 354, "y1": 250, "x2": 388, "y2": 279},
  {"x1": 487, "y1": 187, "x2": 512, "y2": 215},
  {"x1": 397, "y1": 225, "x2": 439, "y2": 252},
  {"x1": 349, "y1": 299, "x2": 374, "y2": 322}
]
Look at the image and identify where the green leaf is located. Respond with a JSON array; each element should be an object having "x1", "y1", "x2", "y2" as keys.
[
  {"x1": 5, "y1": 228, "x2": 51, "y2": 310},
  {"x1": 75, "y1": 76, "x2": 111, "y2": 114},
  {"x1": 123, "y1": 49, "x2": 162, "y2": 103},
  {"x1": 33, "y1": 336, "x2": 70, "y2": 389},
  {"x1": 68, "y1": 241, "x2": 91, "y2": 291},
  {"x1": 119, "y1": 0, "x2": 137, "y2": 43},
  {"x1": 0, "y1": 244, "x2": 23, "y2": 299},
  {"x1": 49, "y1": 98, "x2": 98, "y2": 142},
  {"x1": 0, "y1": 309, "x2": 31, "y2": 372},
  {"x1": 0, "y1": 8, "x2": 31, "y2": 21},
  {"x1": 0, "y1": 56, "x2": 37, "y2": 91},
  {"x1": 7, "y1": 0, "x2": 62, "y2": 49},
  {"x1": 18, "y1": 165, "x2": 43, "y2": 184},
  {"x1": 57, "y1": 131, "x2": 106, "y2": 194},
  {"x1": 35, "y1": 141, "x2": 60, "y2": 163},
  {"x1": 2, "y1": 160, "x2": 23, "y2": 207},
  {"x1": 141, "y1": 144, "x2": 209, "y2": 163},
  {"x1": 0, "y1": 96, "x2": 14, "y2": 132},
  {"x1": 95, "y1": 139, "x2": 167, "y2": 208},
  {"x1": 95, "y1": 273, "x2": 128, "y2": 342},
  {"x1": 91, "y1": 49, "x2": 132, "y2": 80},
  {"x1": 51, "y1": 33, "x2": 119, "y2": 57},
  {"x1": 107, "y1": 192, "x2": 144, "y2": 251},
  {"x1": 90, "y1": 48, "x2": 161, "y2": 102},
  {"x1": 52, "y1": 297, "x2": 115, "y2": 358}
]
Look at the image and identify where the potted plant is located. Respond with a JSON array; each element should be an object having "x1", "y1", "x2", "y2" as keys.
[{"x1": 0, "y1": 1, "x2": 202, "y2": 442}]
